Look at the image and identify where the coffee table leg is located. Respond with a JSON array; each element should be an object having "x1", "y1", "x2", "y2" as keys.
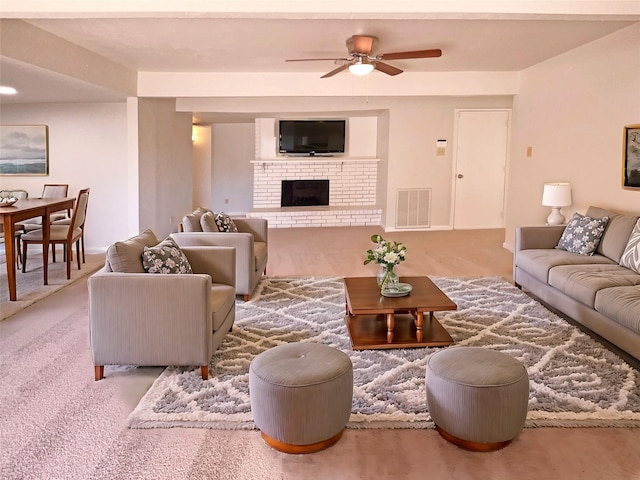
[
  {"x1": 386, "y1": 313, "x2": 394, "y2": 343},
  {"x1": 415, "y1": 311, "x2": 424, "y2": 342}
]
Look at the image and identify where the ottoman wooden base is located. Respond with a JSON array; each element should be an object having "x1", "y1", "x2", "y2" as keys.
[
  {"x1": 260, "y1": 429, "x2": 345, "y2": 454},
  {"x1": 435, "y1": 425, "x2": 512, "y2": 452}
]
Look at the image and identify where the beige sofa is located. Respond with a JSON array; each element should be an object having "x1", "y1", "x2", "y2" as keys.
[
  {"x1": 172, "y1": 208, "x2": 268, "y2": 301},
  {"x1": 514, "y1": 206, "x2": 640, "y2": 361},
  {"x1": 89, "y1": 230, "x2": 236, "y2": 380}
]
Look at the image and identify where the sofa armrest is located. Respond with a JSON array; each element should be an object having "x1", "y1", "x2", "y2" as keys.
[
  {"x1": 181, "y1": 246, "x2": 236, "y2": 288},
  {"x1": 515, "y1": 225, "x2": 565, "y2": 253},
  {"x1": 233, "y1": 218, "x2": 268, "y2": 243},
  {"x1": 88, "y1": 269, "x2": 213, "y2": 365}
]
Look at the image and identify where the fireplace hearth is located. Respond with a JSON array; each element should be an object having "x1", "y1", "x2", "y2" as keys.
[{"x1": 281, "y1": 180, "x2": 330, "y2": 207}]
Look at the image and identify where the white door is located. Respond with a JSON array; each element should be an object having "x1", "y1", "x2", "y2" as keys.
[{"x1": 453, "y1": 109, "x2": 510, "y2": 229}]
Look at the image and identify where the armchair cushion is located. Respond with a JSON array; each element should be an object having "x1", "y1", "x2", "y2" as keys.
[
  {"x1": 254, "y1": 242, "x2": 268, "y2": 272},
  {"x1": 211, "y1": 284, "x2": 236, "y2": 330},
  {"x1": 142, "y1": 237, "x2": 193, "y2": 274},
  {"x1": 215, "y1": 212, "x2": 239, "y2": 232},
  {"x1": 106, "y1": 229, "x2": 159, "y2": 273},
  {"x1": 200, "y1": 211, "x2": 220, "y2": 232}
]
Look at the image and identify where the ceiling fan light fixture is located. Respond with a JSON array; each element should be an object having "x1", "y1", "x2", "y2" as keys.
[{"x1": 349, "y1": 60, "x2": 374, "y2": 76}]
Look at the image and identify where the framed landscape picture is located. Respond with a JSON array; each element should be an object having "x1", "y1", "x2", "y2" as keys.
[
  {"x1": 0, "y1": 125, "x2": 49, "y2": 176},
  {"x1": 623, "y1": 123, "x2": 640, "y2": 189}
]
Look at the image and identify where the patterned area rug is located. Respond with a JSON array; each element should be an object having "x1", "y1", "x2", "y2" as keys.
[{"x1": 127, "y1": 276, "x2": 640, "y2": 429}]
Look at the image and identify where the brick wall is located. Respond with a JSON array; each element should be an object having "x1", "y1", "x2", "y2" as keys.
[
  {"x1": 249, "y1": 158, "x2": 381, "y2": 227},
  {"x1": 252, "y1": 159, "x2": 378, "y2": 208}
]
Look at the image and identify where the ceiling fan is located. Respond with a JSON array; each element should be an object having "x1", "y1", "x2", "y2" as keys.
[{"x1": 285, "y1": 35, "x2": 442, "y2": 78}]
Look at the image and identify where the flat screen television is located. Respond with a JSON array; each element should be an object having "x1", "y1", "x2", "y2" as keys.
[{"x1": 278, "y1": 120, "x2": 346, "y2": 156}]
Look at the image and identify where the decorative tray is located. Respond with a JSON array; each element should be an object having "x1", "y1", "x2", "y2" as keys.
[{"x1": 381, "y1": 282, "x2": 413, "y2": 297}]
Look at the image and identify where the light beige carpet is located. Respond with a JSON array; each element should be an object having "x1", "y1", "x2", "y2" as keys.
[
  {"x1": 1, "y1": 276, "x2": 639, "y2": 480},
  {"x1": 0, "y1": 250, "x2": 104, "y2": 321}
]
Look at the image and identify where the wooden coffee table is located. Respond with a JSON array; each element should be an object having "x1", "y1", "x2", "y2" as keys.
[{"x1": 343, "y1": 276, "x2": 457, "y2": 350}]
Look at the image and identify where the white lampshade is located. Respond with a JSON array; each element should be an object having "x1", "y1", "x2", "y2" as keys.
[
  {"x1": 349, "y1": 60, "x2": 374, "y2": 76},
  {"x1": 542, "y1": 182, "x2": 572, "y2": 225},
  {"x1": 542, "y1": 183, "x2": 572, "y2": 207}
]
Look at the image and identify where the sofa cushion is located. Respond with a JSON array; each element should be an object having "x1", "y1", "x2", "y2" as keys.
[
  {"x1": 586, "y1": 206, "x2": 639, "y2": 263},
  {"x1": 211, "y1": 284, "x2": 235, "y2": 331},
  {"x1": 515, "y1": 249, "x2": 615, "y2": 283},
  {"x1": 594, "y1": 285, "x2": 640, "y2": 335},
  {"x1": 106, "y1": 229, "x2": 160, "y2": 273},
  {"x1": 182, "y1": 207, "x2": 211, "y2": 232},
  {"x1": 556, "y1": 213, "x2": 608, "y2": 255},
  {"x1": 200, "y1": 211, "x2": 220, "y2": 232},
  {"x1": 548, "y1": 264, "x2": 640, "y2": 308},
  {"x1": 215, "y1": 212, "x2": 238, "y2": 233},
  {"x1": 142, "y1": 237, "x2": 193, "y2": 274},
  {"x1": 619, "y1": 219, "x2": 640, "y2": 274}
]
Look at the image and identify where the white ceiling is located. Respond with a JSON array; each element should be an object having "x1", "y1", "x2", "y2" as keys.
[
  {"x1": 23, "y1": 17, "x2": 635, "y2": 73},
  {"x1": 0, "y1": 13, "x2": 637, "y2": 105}
]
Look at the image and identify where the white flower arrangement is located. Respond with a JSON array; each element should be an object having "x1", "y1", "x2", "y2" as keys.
[{"x1": 364, "y1": 234, "x2": 407, "y2": 268}]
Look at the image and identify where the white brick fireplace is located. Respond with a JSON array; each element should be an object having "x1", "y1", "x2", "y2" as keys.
[
  {"x1": 247, "y1": 158, "x2": 381, "y2": 227},
  {"x1": 246, "y1": 117, "x2": 382, "y2": 227}
]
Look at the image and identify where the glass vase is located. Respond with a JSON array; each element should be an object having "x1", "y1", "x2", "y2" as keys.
[{"x1": 377, "y1": 264, "x2": 399, "y2": 291}]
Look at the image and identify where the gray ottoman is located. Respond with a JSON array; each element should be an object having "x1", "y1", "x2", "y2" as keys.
[
  {"x1": 426, "y1": 347, "x2": 529, "y2": 452},
  {"x1": 249, "y1": 342, "x2": 353, "y2": 454}
]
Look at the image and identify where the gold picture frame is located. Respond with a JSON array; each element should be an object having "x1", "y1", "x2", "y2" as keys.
[
  {"x1": 623, "y1": 123, "x2": 640, "y2": 189},
  {"x1": 0, "y1": 124, "x2": 49, "y2": 176}
]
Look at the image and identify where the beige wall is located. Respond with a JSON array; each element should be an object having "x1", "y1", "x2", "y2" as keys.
[
  {"x1": 0, "y1": 102, "x2": 129, "y2": 250},
  {"x1": 505, "y1": 22, "x2": 640, "y2": 249},
  {"x1": 179, "y1": 95, "x2": 513, "y2": 228},
  {"x1": 2, "y1": 23, "x2": 635, "y2": 251},
  {"x1": 211, "y1": 123, "x2": 255, "y2": 214},
  {"x1": 192, "y1": 125, "x2": 212, "y2": 209},
  {"x1": 136, "y1": 98, "x2": 193, "y2": 238}
]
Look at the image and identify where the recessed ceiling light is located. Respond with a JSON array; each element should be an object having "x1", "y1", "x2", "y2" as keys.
[{"x1": 0, "y1": 86, "x2": 18, "y2": 95}]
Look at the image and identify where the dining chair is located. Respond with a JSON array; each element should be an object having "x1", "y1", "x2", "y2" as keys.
[
  {"x1": 42, "y1": 183, "x2": 71, "y2": 218},
  {"x1": 21, "y1": 188, "x2": 90, "y2": 280},
  {"x1": 52, "y1": 208, "x2": 86, "y2": 263},
  {"x1": 21, "y1": 184, "x2": 70, "y2": 234}
]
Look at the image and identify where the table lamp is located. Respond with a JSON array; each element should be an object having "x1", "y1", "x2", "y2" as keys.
[{"x1": 542, "y1": 182, "x2": 572, "y2": 225}]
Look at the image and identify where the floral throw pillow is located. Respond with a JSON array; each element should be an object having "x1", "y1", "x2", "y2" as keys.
[
  {"x1": 619, "y1": 219, "x2": 640, "y2": 274},
  {"x1": 142, "y1": 237, "x2": 193, "y2": 274},
  {"x1": 214, "y1": 212, "x2": 238, "y2": 233},
  {"x1": 556, "y1": 213, "x2": 609, "y2": 256}
]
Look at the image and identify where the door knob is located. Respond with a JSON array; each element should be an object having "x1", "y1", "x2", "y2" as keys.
[{"x1": 457, "y1": 174, "x2": 464, "y2": 179}]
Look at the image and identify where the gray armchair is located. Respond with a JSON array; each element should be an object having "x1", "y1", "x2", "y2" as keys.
[
  {"x1": 88, "y1": 230, "x2": 236, "y2": 381},
  {"x1": 172, "y1": 209, "x2": 268, "y2": 301}
]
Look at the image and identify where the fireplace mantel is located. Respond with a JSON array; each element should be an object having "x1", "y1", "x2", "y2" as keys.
[{"x1": 251, "y1": 158, "x2": 379, "y2": 165}]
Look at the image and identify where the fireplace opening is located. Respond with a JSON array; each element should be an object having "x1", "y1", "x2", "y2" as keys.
[{"x1": 281, "y1": 180, "x2": 330, "y2": 207}]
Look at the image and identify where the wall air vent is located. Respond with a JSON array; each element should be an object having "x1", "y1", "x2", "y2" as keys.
[{"x1": 396, "y1": 188, "x2": 431, "y2": 228}]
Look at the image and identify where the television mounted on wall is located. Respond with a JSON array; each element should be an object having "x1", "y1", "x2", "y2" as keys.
[{"x1": 278, "y1": 119, "x2": 346, "y2": 156}]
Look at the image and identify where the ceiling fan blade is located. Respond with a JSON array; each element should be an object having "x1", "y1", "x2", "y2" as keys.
[
  {"x1": 286, "y1": 58, "x2": 348, "y2": 62},
  {"x1": 374, "y1": 62, "x2": 403, "y2": 76},
  {"x1": 321, "y1": 64, "x2": 349, "y2": 78},
  {"x1": 349, "y1": 35, "x2": 377, "y2": 55},
  {"x1": 380, "y1": 49, "x2": 442, "y2": 61}
]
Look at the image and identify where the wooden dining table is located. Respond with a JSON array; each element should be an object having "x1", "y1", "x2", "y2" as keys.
[{"x1": 1, "y1": 196, "x2": 75, "y2": 301}]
